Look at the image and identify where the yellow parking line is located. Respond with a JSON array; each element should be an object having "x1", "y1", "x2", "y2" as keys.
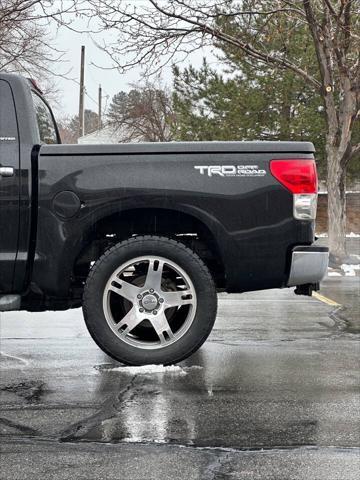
[{"x1": 312, "y1": 291, "x2": 341, "y2": 306}]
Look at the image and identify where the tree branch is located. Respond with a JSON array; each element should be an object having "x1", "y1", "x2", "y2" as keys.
[{"x1": 148, "y1": 0, "x2": 320, "y2": 89}]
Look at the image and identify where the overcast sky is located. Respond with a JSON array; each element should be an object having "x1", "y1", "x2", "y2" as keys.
[{"x1": 52, "y1": 21, "x2": 218, "y2": 119}]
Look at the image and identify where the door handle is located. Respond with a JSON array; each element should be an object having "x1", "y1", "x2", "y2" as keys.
[{"x1": 0, "y1": 167, "x2": 14, "y2": 177}]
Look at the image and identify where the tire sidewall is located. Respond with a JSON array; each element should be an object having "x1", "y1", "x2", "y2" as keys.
[{"x1": 83, "y1": 237, "x2": 217, "y2": 365}]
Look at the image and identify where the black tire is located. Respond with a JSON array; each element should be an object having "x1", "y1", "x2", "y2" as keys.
[{"x1": 83, "y1": 235, "x2": 217, "y2": 365}]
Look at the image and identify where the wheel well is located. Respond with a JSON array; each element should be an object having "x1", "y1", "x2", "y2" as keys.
[{"x1": 73, "y1": 208, "x2": 225, "y2": 291}]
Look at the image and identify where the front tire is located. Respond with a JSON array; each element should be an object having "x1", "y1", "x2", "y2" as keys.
[{"x1": 83, "y1": 236, "x2": 217, "y2": 365}]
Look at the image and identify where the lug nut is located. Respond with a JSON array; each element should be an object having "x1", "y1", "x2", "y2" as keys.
[
  {"x1": 139, "y1": 308, "x2": 144, "y2": 313},
  {"x1": 137, "y1": 294, "x2": 142, "y2": 299},
  {"x1": 149, "y1": 289, "x2": 154, "y2": 293},
  {"x1": 153, "y1": 310, "x2": 157, "y2": 315},
  {"x1": 159, "y1": 298, "x2": 164, "y2": 303}
]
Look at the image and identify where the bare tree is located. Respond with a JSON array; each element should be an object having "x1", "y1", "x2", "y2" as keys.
[
  {"x1": 57, "y1": 110, "x2": 99, "y2": 144},
  {"x1": 57, "y1": 117, "x2": 77, "y2": 144},
  {"x1": 0, "y1": 0, "x2": 80, "y2": 81},
  {"x1": 107, "y1": 81, "x2": 175, "y2": 142},
  {"x1": 87, "y1": 0, "x2": 359, "y2": 262}
]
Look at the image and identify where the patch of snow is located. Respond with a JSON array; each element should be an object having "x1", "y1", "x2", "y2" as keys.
[
  {"x1": 327, "y1": 271, "x2": 342, "y2": 277},
  {"x1": 318, "y1": 191, "x2": 360, "y2": 194},
  {"x1": 315, "y1": 232, "x2": 360, "y2": 238},
  {"x1": 107, "y1": 364, "x2": 188, "y2": 375},
  {"x1": 341, "y1": 264, "x2": 360, "y2": 276}
]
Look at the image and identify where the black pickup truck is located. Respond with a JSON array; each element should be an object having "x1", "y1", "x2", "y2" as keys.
[{"x1": 0, "y1": 74, "x2": 328, "y2": 365}]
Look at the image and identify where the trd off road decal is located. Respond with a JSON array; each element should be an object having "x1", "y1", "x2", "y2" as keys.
[{"x1": 194, "y1": 165, "x2": 266, "y2": 177}]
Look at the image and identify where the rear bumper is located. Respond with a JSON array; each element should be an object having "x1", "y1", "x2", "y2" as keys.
[{"x1": 287, "y1": 245, "x2": 329, "y2": 287}]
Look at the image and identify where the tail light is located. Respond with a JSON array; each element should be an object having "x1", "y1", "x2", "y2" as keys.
[{"x1": 270, "y1": 159, "x2": 318, "y2": 220}]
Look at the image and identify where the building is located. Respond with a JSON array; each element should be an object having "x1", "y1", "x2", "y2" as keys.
[{"x1": 78, "y1": 125, "x2": 146, "y2": 144}]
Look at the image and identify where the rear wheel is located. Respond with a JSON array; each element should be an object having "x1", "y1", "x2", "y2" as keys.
[{"x1": 83, "y1": 236, "x2": 217, "y2": 365}]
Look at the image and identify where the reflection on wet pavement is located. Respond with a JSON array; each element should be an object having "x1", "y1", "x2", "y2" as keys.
[{"x1": 0, "y1": 278, "x2": 359, "y2": 479}]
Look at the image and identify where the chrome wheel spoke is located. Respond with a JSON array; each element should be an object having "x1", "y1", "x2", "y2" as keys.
[
  {"x1": 117, "y1": 307, "x2": 142, "y2": 335},
  {"x1": 162, "y1": 290, "x2": 194, "y2": 308},
  {"x1": 103, "y1": 255, "x2": 197, "y2": 350},
  {"x1": 109, "y1": 279, "x2": 141, "y2": 303},
  {"x1": 144, "y1": 259, "x2": 164, "y2": 292},
  {"x1": 151, "y1": 313, "x2": 175, "y2": 344}
]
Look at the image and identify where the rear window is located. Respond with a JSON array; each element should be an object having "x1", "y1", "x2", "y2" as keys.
[{"x1": 31, "y1": 91, "x2": 59, "y2": 144}]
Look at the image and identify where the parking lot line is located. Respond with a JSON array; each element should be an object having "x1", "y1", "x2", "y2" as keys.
[{"x1": 312, "y1": 291, "x2": 341, "y2": 306}]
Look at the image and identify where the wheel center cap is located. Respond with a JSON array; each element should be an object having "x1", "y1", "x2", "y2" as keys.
[{"x1": 142, "y1": 294, "x2": 158, "y2": 311}]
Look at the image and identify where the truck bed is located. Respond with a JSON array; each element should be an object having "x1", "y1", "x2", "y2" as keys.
[{"x1": 32, "y1": 141, "x2": 315, "y2": 299}]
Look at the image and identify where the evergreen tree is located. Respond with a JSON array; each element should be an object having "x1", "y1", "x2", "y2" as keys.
[
  {"x1": 173, "y1": 58, "x2": 327, "y2": 177},
  {"x1": 172, "y1": 6, "x2": 360, "y2": 183}
]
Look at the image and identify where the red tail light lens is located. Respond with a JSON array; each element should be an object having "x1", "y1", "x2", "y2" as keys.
[{"x1": 270, "y1": 159, "x2": 318, "y2": 194}]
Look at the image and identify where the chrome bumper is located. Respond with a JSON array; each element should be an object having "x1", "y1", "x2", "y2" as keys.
[{"x1": 287, "y1": 245, "x2": 329, "y2": 287}]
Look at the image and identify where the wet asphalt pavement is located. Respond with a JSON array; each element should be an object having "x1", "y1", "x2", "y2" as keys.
[{"x1": 0, "y1": 277, "x2": 359, "y2": 479}]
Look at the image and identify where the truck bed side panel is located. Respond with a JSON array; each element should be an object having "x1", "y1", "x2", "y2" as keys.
[{"x1": 33, "y1": 144, "x2": 315, "y2": 296}]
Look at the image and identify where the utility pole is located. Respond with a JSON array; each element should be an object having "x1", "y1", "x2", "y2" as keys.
[
  {"x1": 98, "y1": 84, "x2": 102, "y2": 130},
  {"x1": 78, "y1": 45, "x2": 85, "y2": 138}
]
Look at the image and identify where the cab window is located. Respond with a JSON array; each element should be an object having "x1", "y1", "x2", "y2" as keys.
[{"x1": 31, "y1": 91, "x2": 59, "y2": 144}]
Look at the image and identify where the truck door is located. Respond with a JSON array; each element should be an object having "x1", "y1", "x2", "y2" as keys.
[{"x1": 0, "y1": 80, "x2": 20, "y2": 292}]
